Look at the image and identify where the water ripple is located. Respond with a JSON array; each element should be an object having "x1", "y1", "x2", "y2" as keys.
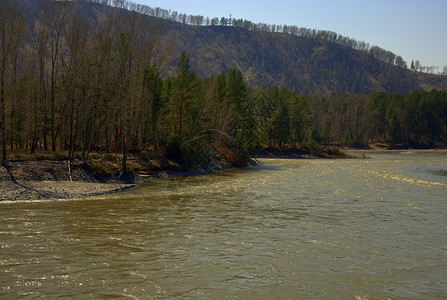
[{"x1": 1, "y1": 154, "x2": 447, "y2": 298}]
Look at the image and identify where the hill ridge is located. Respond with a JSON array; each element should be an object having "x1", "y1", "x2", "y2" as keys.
[
  {"x1": 17, "y1": 0, "x2": 447, "y2": 94},
  {"x1": 162, "y1": 22, "x2": 447, "y2": 93}
]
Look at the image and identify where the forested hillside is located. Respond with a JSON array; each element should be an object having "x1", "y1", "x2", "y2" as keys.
[
  {"x1": 165, "y1": 24, "x2": 447, "y2": 94},
  {"x1": 1, "y1": 0, "x2": 446, "y2": 173},
  {"x1": 16, "y1": 0, "x2": 447, "y2": 94}
]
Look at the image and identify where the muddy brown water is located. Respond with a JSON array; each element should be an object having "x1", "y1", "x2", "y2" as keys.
[{"x1": 1, "y1": 153, "x2": 446, "y2": 298}]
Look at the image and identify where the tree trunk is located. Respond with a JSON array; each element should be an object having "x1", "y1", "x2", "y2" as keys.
[
  {"x1": 121, "y1": 129, "x2": 127, "y2": 172},
  {"x1": 31, "y1": 94, "x2": 38, "y2": 155},
  {"x1": 0, "y1": 66, "x2": 6, "y2": 162},
  {"x1": 51, "y1": 72, "x2": 56, "y2": 151}
]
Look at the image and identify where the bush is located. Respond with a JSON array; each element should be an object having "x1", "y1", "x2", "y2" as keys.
[
  {"x1": 81, "y1": 160, "x2": 121, "y2": 179},
  {"x1": 166, "y1": 133, "x2": 183, "y2": 161}
]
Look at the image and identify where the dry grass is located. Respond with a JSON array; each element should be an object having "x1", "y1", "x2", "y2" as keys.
[{"x1": 8, "y1": 149, "x2": 70, "y2": 161}]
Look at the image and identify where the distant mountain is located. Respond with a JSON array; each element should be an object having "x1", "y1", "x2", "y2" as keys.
[
  {"x1": 163, "y1": 22, "x2": 447, "y2": 94},
  {"x1": 22, "y1": 0, "x2": 447, "y2": 94}
]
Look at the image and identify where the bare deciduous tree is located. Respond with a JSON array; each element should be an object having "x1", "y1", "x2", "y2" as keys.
[
  {"x1": 0, "y1": 0, "x2": 26, "y2": 162},
  {"x1": 39, "y1": 0, "x2": 71, "y2": 151}
]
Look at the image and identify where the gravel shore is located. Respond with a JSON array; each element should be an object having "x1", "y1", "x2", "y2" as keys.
[
  {"x1": 0, "y1": 159, "x2": 140, "y2": 201},
  {"x1": 0, "y1": 157, "x2": 231, "y2": 202},
  {"x1": 0, "y1": 180, "x2": 136, "y2": 202}
]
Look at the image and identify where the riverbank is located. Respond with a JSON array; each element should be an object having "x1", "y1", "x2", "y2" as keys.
[
  {"x1": 255, "y1": 144, "x2": 356, "y2": 159},
  {"x1": 0, "y1": 180, "x2": 136, "y2": 202},
  {"x1": 0, "y1": 148, "x2": 252, "y2": 201},
  {"x1": 257, "y1": 144, "x2": 447, "y2": 159},
  {"x1": 0, "y1": 159, "x2": 139, "y2": 202},
  {"x1": 0, "y1": 144, "x2": 355, "y2": 201},
  {"x1": 345, "y1": 148, "x2": 447, "y2": 157},
  {"x1": 3, "y1": 147, "x2": 445, "y2": 202}
]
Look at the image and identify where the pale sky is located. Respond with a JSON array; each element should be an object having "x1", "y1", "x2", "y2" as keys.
[{"x1": 135, "y1": 0, "x2": 447, "y2": 69}]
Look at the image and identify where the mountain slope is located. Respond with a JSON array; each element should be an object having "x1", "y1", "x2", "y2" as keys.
[
  {"x1": 164, "y1": 23, "x2": 447, "y2": 94},
  {"x1": 21, "y1": 0, "x2": 447, "y2": 94}
]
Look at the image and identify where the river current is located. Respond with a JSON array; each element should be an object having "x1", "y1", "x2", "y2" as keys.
[{"x1": 1, "y1": 152, "x2": 447, "y2": 298}]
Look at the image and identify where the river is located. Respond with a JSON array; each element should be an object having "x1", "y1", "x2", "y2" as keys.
[{"x1": 1, "y1": 152, "x2": 447, "y2": 299}]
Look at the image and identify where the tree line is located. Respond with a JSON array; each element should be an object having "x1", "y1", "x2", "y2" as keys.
[
  {"x1": 0, "y1": 0, "x2": 261, "y2": 169},
  {"x1": 90, "y1": 0, "x2": 447, "y2": 74},
  {"x1": 1, "y1": 0, "x2": 446, "y2": 171},
  {"x1": 306, "y1": 90, "x2": 447, "y2": 148},
  {"x1": 32, "y1": 0, "x2": 446, "y2": 74}
]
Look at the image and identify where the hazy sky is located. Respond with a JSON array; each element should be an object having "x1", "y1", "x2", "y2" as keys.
[{"x1": 135, "y1": 0, "x2": 447, "y2": 69}]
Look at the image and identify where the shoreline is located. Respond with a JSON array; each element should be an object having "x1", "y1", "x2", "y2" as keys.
[
  {"x1": 0, "y1": 156, "x2": 239, "y2": 202},
  {"x1": 2, "y1": 148, "x2": 446, "y2": 202},
  {"x1": 0, "y1": 180, "x2": 137, "y2": 202},
  {"x1": 345, "y1": 148, "x2": 447, "y2": 157}
]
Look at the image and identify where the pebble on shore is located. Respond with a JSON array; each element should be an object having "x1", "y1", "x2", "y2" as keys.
[{"x1": 0, "y1": 181, "x2": 136, "y2": 202}]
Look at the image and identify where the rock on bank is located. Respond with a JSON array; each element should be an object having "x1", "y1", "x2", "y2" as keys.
[{"x1": 0, "y1": 181, "x2": 136, "y2": 202}]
